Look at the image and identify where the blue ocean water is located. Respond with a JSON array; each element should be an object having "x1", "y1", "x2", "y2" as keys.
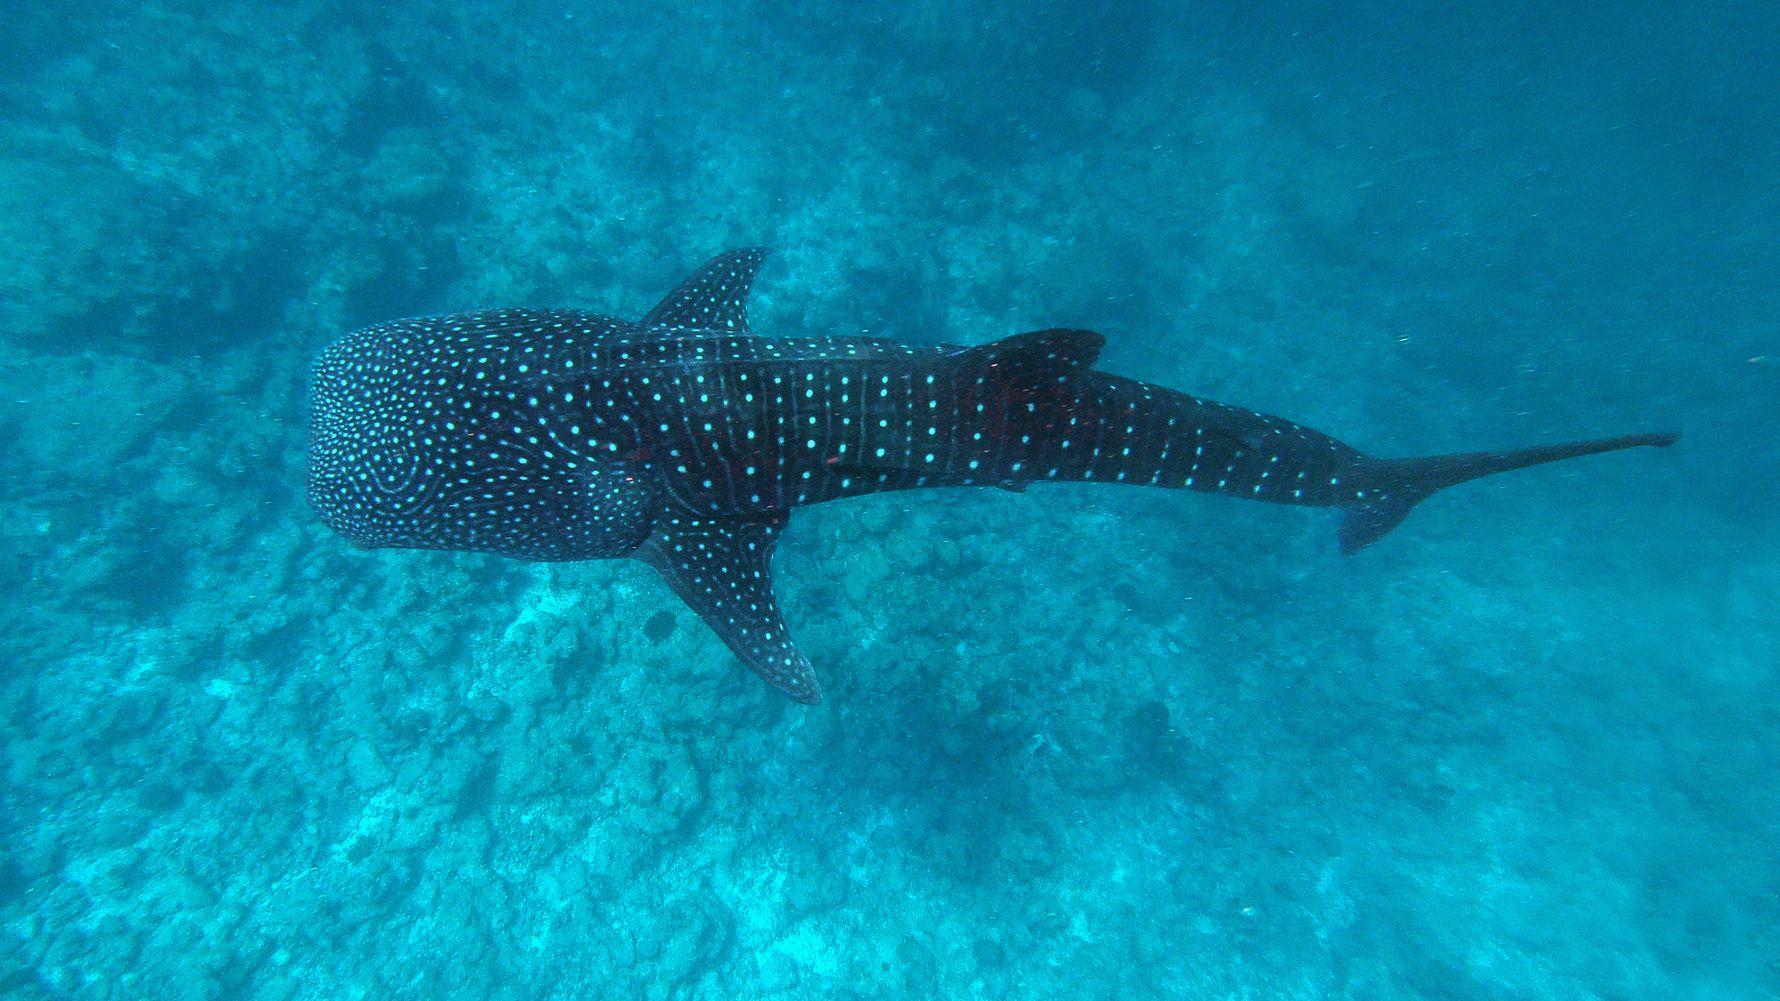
[{"x1": 2, "y1": 1, "x2": 1774, "y2": 997}]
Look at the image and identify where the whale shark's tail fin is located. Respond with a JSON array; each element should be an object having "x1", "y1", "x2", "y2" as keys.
[{"x1": 1338, "y1": 431, "x2": 1679, "y2": 554}]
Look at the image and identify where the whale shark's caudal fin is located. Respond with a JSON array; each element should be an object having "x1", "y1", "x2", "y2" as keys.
[{"x1": 1337, "y1": 431, "x2": 1679, "y2": 554}]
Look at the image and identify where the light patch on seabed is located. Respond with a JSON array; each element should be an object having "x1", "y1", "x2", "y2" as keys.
[{"x1": 769, "y1": 920, "x2": 844, "y2": 980}]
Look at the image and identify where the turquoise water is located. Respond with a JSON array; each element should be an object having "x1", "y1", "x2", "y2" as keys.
[{"x1": 3, "y1": 2, "x2": 1775, "y2": 998}]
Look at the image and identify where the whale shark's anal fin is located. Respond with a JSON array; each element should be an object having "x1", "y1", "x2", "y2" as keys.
[
  {"x1": 1338, "y1": 490, "x2": 1429, "y2": 555},
  {"x1": 634, "y1": 511, "x2": 821, "y2": 704}
]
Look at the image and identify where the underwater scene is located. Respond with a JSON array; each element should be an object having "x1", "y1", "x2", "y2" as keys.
[{"x1": 3, "y1": 1, "x2": 1776, "y2": 998}]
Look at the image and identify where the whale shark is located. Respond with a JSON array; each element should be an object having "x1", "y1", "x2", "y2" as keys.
[{"x1": 307, "y1": 249, "x2": 1676, "y2": 703}]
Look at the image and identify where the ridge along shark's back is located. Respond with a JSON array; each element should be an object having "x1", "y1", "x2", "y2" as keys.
[{"x1": 307, "y1": 248, "x2": 1677, "y2": 704}]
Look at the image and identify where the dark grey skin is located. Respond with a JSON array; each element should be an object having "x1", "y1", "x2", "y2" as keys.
[{"x1": 307, "y1": 249, "x2": 1676, "y2": 703}]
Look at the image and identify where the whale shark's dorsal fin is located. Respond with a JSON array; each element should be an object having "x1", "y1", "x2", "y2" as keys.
[{"x1": 641, "y1": 247, "x2": 770, "y2": 333}]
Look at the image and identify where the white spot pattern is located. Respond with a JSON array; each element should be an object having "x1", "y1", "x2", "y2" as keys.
[{"x1": 309, "y1": 248, "x2": 1384, "y2": 704}]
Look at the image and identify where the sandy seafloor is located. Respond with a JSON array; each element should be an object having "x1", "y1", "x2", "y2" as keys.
[{"x1": 2, "y1": 1, "x2": 1776, "y2": 998}]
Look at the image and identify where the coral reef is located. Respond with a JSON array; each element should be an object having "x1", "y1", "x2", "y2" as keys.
[{"x1": 2, "y1": 2, "x2": 1774, "y2": 999}]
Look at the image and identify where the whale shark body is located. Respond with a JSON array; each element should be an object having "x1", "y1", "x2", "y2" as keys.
[{"x1": 307, "y1": 249, "x2": 1675, "y2": 703}]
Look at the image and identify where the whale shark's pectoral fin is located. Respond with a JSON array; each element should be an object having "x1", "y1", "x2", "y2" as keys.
[{"x1": 634, "y1": 511, "x2": 821, "y2": 704}]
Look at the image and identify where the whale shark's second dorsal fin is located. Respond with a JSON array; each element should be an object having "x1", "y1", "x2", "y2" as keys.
[{"x1": 641, "y1": 247, "x2": 770, "y2": 333}]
